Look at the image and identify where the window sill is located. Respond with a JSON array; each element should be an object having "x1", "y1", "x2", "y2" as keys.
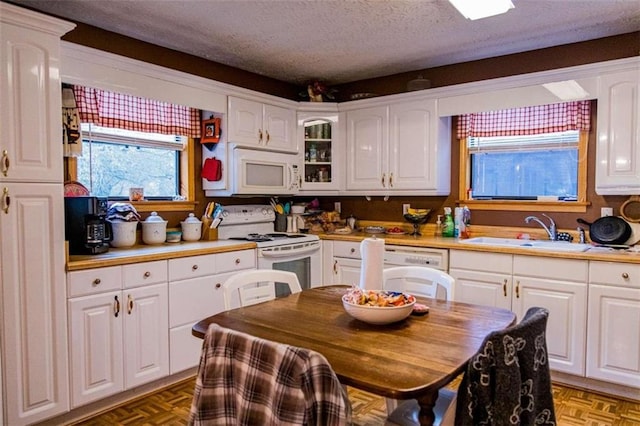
[
  {"x1": 126, "y1": 200, "x2": 198, "y2": 213},
  {"x1": 458, "y1": 200, "x2": 589, "y2": 213}
]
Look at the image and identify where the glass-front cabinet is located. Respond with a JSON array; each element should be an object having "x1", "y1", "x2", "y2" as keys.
[{"x1": 298, "y1": 109, "x2": 340, "y2": 192}]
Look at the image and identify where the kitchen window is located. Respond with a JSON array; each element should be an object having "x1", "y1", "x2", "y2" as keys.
[
  {"x1": 458, "y1": 101, "x2": 591, "y2": 212},
  {"x1": 64, "y1": 84, "x2": 201, "y2": 211}
]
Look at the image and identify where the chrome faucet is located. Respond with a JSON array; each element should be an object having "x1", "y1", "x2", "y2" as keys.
[{"x1": 524, "y1": 214, "x2": 557, "y2": 241}]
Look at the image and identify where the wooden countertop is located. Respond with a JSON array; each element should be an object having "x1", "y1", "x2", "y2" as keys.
[
  {"x1": 66, "y1": 240, "x2": 256, "y2": 271},
  {"x1": 321, "y1": 232, "x2": 640, "y2": 264},
  {"x1": 66, "y1": 229, "x2": 640, "y2": 271}
]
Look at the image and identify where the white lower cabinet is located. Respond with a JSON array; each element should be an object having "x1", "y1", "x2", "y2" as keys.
[
  {"x1": 168, "y1": 249, "x2": 256, "y2": 374},
  {"x1": 328, "y1": 241, "x2": 362, "y2": 286},
  {"x1": 68, "y1": 261, "x2": 169, "y2": 408},
  {"x1": 587, "y1": 261, "x2": 640, "y2": 388},
  {"x1": 449, "y1": 250, "x2": 588, "y2": 375}
]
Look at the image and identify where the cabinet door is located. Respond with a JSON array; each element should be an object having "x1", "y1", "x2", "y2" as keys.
[
  {"x1": 69, "y1": 291, "x2": 124, "y2": 408},
  {"x1": 346, "y1": 106, "x2": 388, "y2": 190},
  {"x1": 389, "y1": 100, "x2": 436, "y2": 190},
  {"x1": 1, "y1": 183, "x2": 69, "y2": 422},
  {"x1": 449, "y1": 268, "x2": 512, "y2": 310},
  {"x1": 264, "y1": 103, "x2": 296, "y2": 152},
  {"x1": 169, "y1": 272, "x2": 230, "y2": 374},
  {"x1": 587, "y1": 284, "x2": 640, "y2": 388},
  {"x1": 512, "y1": 276, "x2": 587, "y2": 375},
  {"x1": 228, "y1": 97, "x2": 263, "y2": 147},
  {"x1": 331, "y1": 258, "x2": 362, "y2": 286},
  {"x1": 596, "y1": 68, "x2": 640, "y2": 194},
  {"x1": 300, "y1": 115, "x2": 340, "y2": 191},
  {"x1": 0, "y1": 20, "x2": 64, "y2": 183},
  {"x1": 123, "y1": 283, "x2": 169, "y2": 389}
]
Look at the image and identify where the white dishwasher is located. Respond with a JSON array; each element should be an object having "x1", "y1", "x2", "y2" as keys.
[{"x1": 384, "y1": 245, "x2": 449, "y2": 271}]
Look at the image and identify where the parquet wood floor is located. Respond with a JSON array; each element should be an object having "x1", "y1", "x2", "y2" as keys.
[{"x1": 70, "y1": 377, "x2": 640, "y2": 426}]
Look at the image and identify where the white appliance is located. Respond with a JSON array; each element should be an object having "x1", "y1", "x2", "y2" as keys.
[
  {"x1": 218, "y1": 205, "x2": 322, "y2": 291},
  {"x1": 384, "y1": 245, "x2": 449, "y2": 271},
  {"x1": 212, "y1": 145, "x2": 301, "y2": 196}
]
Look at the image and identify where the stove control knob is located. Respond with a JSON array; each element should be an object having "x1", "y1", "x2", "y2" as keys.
[{"x1": 261, "y1": 208, "x2": 270, "y2": 216}]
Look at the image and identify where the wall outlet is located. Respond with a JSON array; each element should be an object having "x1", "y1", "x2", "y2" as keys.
[
  {"x1": 403, "y1": 204, "x2": 410, "y2": 215},
  {"x1": 334, "y1": 202, "x2": 341, "y2": 213},
  {"x1": 601, "y1": 207, "x2": 613, "y2": 217}
]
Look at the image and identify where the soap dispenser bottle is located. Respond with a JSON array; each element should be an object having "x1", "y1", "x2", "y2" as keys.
[
  {"x1": 442, "y1": 207, "x2": 454, "y2": 237},
  {"x1": 434, "y1": 215, "x2": 443, "y2": 237}
]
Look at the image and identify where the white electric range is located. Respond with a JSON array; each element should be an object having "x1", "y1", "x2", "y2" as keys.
[{"x1": 217, "y1": 205, "x2": 322, "y2": 289}]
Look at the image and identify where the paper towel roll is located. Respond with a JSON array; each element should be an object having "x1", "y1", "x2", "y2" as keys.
[{"x1": 359, "y1": 237, "x2": 385, "y2": 290}]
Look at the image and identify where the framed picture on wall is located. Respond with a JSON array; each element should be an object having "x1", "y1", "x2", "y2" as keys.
[{"x1": 201, "y1": 117, "x2": 221, "y2": 144}]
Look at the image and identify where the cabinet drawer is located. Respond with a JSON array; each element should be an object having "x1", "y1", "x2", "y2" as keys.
[
  {"x1": 122, "y1": 260, "x2": 168, "y2": 289},
  {"x1": 168, "y1": 253, "x2": 217, "y2": 281},
  {"x1": 514, "y1": 255, "x2": 588, "y2": 282},
  {"x1": 168, "y1": 272, "x2": 228, "y2": 327},
  {"x1": 216, "y1": 249, "x2": 256, "y2": 274},
  {"x1": 333, "y1": 241, "x2": 362, "y2": 259},
  {"x1": 589, "y1": 261, "x2": 640, "y2": 288},
  {"x1": 450, "y1": 250, "x2": 511, "y2": 274},
  {"x1": 67, "y1": 266, "x2": 122, "y2": 298}
]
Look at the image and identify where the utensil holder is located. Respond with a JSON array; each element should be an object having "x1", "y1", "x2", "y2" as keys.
[{"x1": 201, "y1": 216, "x2": 218, "y2": 241}]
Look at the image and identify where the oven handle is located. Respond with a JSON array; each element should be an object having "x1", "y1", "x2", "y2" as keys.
[{"x1": 260, "y1": 245, "x2": 320, "y2": 258}]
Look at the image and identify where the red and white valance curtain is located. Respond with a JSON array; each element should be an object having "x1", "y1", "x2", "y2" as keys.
[
  {"x1": 456, "y1": 101, "x2": 591, "y2": 138},
  {"x1": 73, "y1": 85, "x2": 202, "y2": 138}
]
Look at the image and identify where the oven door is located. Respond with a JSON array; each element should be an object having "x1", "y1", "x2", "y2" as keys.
[{"x1": 257, "y1": 240, "x2": 322, "y2": 294}]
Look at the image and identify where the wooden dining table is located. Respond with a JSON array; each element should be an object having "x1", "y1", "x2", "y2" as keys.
[{"x1": 192, "y1": 285, "x2": 516, "y2": 426}]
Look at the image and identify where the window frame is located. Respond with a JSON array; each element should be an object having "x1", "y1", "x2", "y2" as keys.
[
  {"x1": 65, "y1": 137, "x2": 197, "y2": 213},
  {"x1": 458, "y1": 130, "x2": 589, "y2": 212}
]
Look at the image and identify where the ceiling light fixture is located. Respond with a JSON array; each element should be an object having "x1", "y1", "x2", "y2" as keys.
[{"x1": 449, "y1": 0, "x2": 515, "y2": 20}]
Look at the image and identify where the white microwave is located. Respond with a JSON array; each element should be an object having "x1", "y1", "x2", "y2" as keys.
[{"x1": 228, "y1": 145, "x2": 301, "y2": 195}]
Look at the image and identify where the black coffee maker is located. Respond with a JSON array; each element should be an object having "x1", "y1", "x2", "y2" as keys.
[{"x1": 65, "y1": 196, "x2": 111, "y2": 255}]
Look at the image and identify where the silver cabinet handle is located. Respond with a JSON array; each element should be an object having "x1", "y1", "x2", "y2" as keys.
[
  {"x1": 503, "y1": 279, "x2": 507, "y2": 297},
  {"x1": 192, "y1": 264, "x2": 199, "y2": 271},
  {"x1": 127, "y1": 294, "x2": 134, "y2": 314},
  {"x1": 515, "y1": 280, "x2": 520, "y2": 298},
  {"x1": 389, "y1": 173, "x2": 394, "y2": 188},
  {"x1": 381, "y1": 173, "x2": 386, "y2": 188},
  {"x1": 258, "y1": 129, "x2": 263, "y2": 143},
  {"x1": 92, "y1": 278, "x2": 101, "y2": 286},
  {"x1": 144, "y1": 271, "x2": 151, "y2": 278},
  {"x1": 114, "y1": 295, "x2": 120, "y2": 317},
  {"x1": 622, "y1": 272, "x2": 629, "y2": 279},
  {"x1": 265, "y1": 130, "x2": 270, "y2": 144}
]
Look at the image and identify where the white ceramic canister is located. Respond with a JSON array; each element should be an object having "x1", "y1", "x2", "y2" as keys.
[
  {"x1": 141, "y1": 211, "x2": 168, "y2": 245},
  {"x1": 109, "y1": 220, "x2": 138, "y2": 248},
  {"x1": 180, "y1": 213, "x2": 202, "y2": 241}
]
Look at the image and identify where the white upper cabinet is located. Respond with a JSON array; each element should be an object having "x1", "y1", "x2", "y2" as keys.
[
  {"x1": 345, "y1": 99, "x2": 450, "y2": 195},
  {"x1": 595, "y1": 66, "x2": 640, "y2": 194},
  {"x1": 0, "y1": 6, "x2": 73, "y2": 183},
  {"x1": 228, "y1": 96, "x2": 297, "y2": 152},
  {"x1": 346, "y1": 106, "x2": 388, "y2": 191},
  {"x1": 389, "y1": 100, "x2": 450, "y2": 192}
]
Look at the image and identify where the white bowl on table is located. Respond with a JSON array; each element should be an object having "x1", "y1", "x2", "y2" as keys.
[{"x1": 342, "y1": 290, "x2": 416, "y2": 325}]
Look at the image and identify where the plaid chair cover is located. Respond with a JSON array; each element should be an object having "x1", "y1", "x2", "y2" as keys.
[{"x1": 189, "y1": 323, "x2": 351, "y2": 425}]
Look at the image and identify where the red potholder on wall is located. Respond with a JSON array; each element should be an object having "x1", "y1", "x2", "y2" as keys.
[{"x1": 202, "y1": 157, "x2": 222, "y2": 181}]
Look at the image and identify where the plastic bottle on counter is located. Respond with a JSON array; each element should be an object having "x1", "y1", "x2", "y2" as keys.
[
  {"x1": 454, "y1": 207, "x2": 463, "y2": 238},
  {"x1": 461, "y1": 205, "x2": 471, "y2": 239},
  {"x1": 442, "y1": 207, "x2": 454, "y2": 237}
]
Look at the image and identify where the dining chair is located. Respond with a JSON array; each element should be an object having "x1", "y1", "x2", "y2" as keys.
[
  {"x1": 221, "y1": 269, "x2": 302, "y2": 310},
  {"x1": 382, "y1": 266, "x2": 455, "y2": 415},
  {"x1": 189, "y1": 323, "x2": 351, "y2": 425},
  {"x1": 387, "y1": 306, "x2": 555, "y2": 426},
  {"x1": 382, "y1": 266, "x2": 454, "y2": 301}
]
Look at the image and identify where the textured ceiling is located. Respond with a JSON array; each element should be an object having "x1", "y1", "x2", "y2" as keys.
[{"x1": 9, "y1": 0, "x2": 640, "y2": 85}]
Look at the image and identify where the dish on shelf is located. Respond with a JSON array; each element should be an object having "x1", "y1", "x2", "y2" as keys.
[
  {"x1": 385, "y1": 226, "x2": 407, "y2": 235},
  {"x1": 364, "y1": 226, "x2": 386, "y2": 234},
  {"x1": 64, "y1": 181, "x2": 90, "y2": 197}
]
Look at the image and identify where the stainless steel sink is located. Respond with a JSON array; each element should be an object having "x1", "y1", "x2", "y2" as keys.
[{"x1": 461, "y1": 237, "x2": 592, "y2": 252}]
